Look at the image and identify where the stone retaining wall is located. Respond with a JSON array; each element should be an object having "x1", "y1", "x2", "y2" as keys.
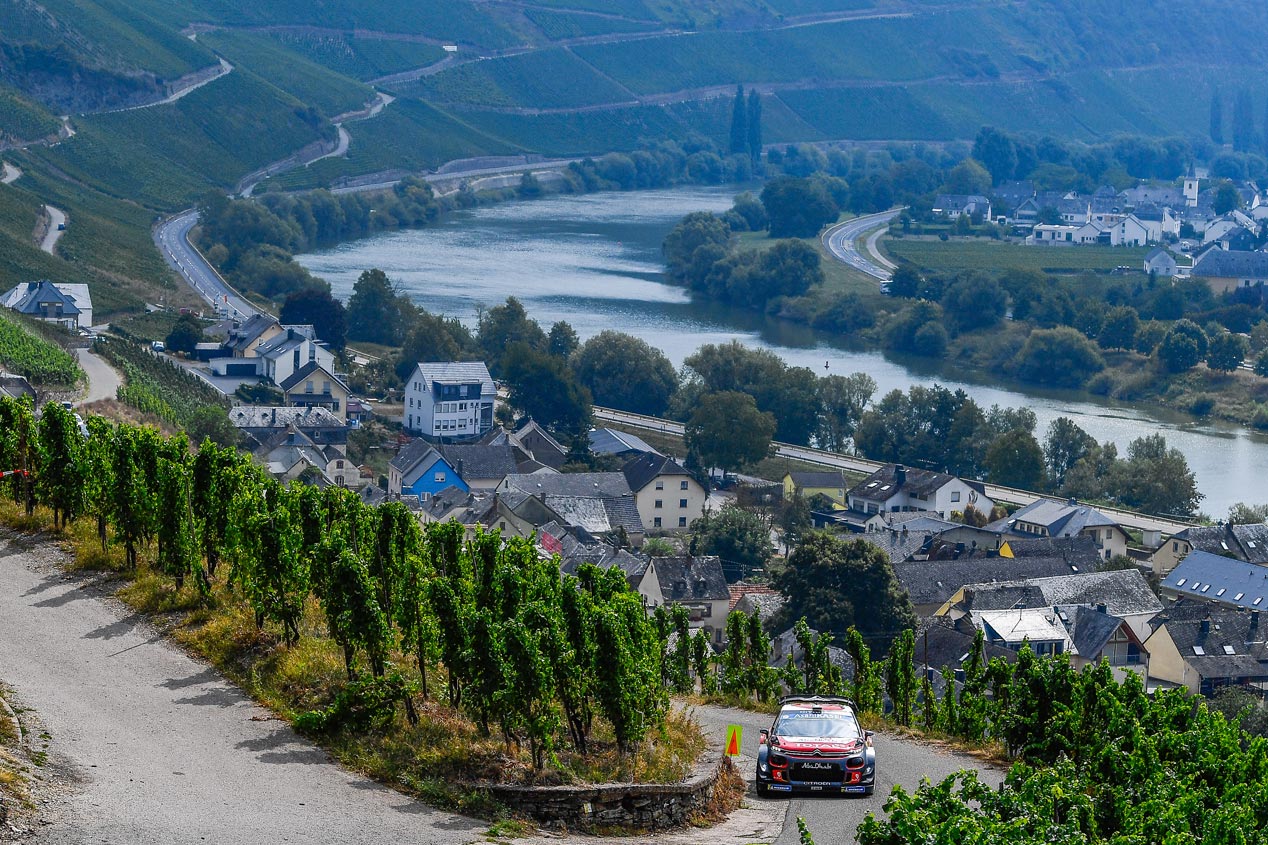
[{"x1": 488, "y1": 745, "x2": 724, "y2": 831}]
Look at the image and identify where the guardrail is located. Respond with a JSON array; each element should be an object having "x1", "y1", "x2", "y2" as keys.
[{"x1": 592, "y1": 406, "x2": 1197, "y2": 536}]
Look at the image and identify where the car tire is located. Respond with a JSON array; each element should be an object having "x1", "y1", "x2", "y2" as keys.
[{"x1": 755, "y1": 778, "x2": 769, "y2": 797}]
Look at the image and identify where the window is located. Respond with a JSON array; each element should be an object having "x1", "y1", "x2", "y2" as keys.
[
  {"x1": 322, "y1": 380, "x2": 330, "y2": 393},
  {"x1": 434, "y1": 472, "x2": 446, "y2": 483},
  {"x1": 655, "y1": 499, "x2": 663, "y2": 508},
  {"x1": 654, "y1": 517, "x2": 662, "y2": 528},
  {"x1": 679, "y1": 499, "x2": 688, "y2": 508},
  {"x1": 336, "y1": 460, "x2": 344, "y2": 469},
  {"x1": 678, "y1": 517, "x2": 687, "y2": 527},
  {"x1": 680, "y1": 480, "x2": 689, "y2": 490},
  {"x1": 305, "y1": 380, "x2": 314, "y2": 393},
  {"x1": 951, "y1": 491, "x2": 961, "y2": 503},
  {"x1": 655, "y1": 481, "x2": 664, "y2": 490}
]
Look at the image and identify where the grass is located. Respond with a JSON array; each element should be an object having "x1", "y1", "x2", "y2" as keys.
[
  {"x1": 0, "y1": 496, "x2": 710, "y2": 824},
  {"x1": 885, "y1": 237, "x2": 1153, "y2": 276}
]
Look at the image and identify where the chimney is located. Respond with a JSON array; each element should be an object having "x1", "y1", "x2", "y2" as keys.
[
  {"x1": 1096, "y1": 603, "x2": 1107, "y2": 614},
  {"x1": 1068, "y1": 496, "x2": 1077, "y2": 507},
  {"x1": 457, "y1": 458, "x2": 465, "y2": 478},
  {"x1": 1252, "y1": 611, "x2": 1260, "y2": 631},
  {"x1": 1200, "y1": 619, "x2": 1211, "y2": 636},
  {"x1": 271, "y1": 407, "x2": 277, "y2": 426},
  {"x1": 895, "y1": 464, "x2": 906, "y2": 486}
]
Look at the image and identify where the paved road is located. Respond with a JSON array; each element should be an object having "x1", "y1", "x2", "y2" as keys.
[
  {"x1": 0, "y1": 537, "x2": 488, "y2": 845},
  {"x1": 75, "y1": 348, "x2": 122, "y2": 404},
  {"x1": 153, "y1": 210, "x2": 262, "y2": 320},
  {"x1": 331, "y1": 157, "x2": 582, "y2": 196},
  {"x1": 688, "y1": 703, "x2": 1001, "y2": 845},
  {"x1": 822, "y1": 211, "x2": 902, "y2": 281},
  {"x1": 592, "y1": 406, "x2": 1197, "y2": 536},
  {"x1": 41, "y1": 205, "x2": 66, "y2": 254},
  {"x1": 1, "y1": 161, "x2": 20, "y2": 184}
]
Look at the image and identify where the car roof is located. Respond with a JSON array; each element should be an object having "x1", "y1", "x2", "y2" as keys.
[{"x1": 778, "y1": 702, "x2": 856, "y2": 714}]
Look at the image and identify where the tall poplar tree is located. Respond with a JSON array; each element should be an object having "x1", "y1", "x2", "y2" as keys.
[
  {"x1": 729, "y1": 84, "x2": 747, "y2": 155},
  {"x1": 747, "y1": 88, "x2": 763, "y2": 166},
  {"x1": 1210, "y1": 88, "x2": 1224, "y2": 145}
]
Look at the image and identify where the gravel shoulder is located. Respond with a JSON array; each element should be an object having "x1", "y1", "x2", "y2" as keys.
[{"x1": 0, "y1": 533, "x2": 486, "y2": 845}]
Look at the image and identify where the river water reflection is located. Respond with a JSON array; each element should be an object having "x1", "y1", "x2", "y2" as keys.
[{"x1": 297, "y1": 185, "x2": 1268, "y2": 518}]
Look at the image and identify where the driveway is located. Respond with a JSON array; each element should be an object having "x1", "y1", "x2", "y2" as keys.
[
  {"x1": 0, "y1": 536, "x2": 487, "y2": 845},
  {"x1": 75, "y1": 348, "x2": 122, "y2": 405}
]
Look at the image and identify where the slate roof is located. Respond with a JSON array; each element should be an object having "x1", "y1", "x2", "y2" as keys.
[
  {"x1": 1161, "y1": 550, "x2": 1268, "y2": 610},
  {"x1": 770, "y1": 626, "x2": 854, "y2": 677},
  {"x1": 589, "y1": 427, "x2": 660, "y2": 457},
  {"x1": 896, "y1": 554, "x2": 1080, "y2": 608},
  {"x1": 788, "y1": 470, "x2": 848, "y2": 489},
  {"x1": 848, "y1": 464, "x2": 981, "y2": 502},
  {"x1": 974, "y1": 608, "x2": 1069, "y2": 644},
  {"x1": 412, "y1": 361, "x2": 495, "y2": 395},
  {"x1": 1192, "y1": 249, "x2": 1268, "y2": 279},
  {"x1": 502, "y1": 472, "x2": 632, "y2": 499},
  {"x1": 916, "y1": 618, "x2": 1018, "y2": 671},
  {"x1": 390, "y1": 438, "x2": 439, "y2": 474},
  {"x1": 1, "y1": 280, "x2": 79, "y2": 317},
  {"x1": 622, "y1": 452, "x2": 690, "y2": 493},
  {"x1": 0, "y1": 373, "x2": 34, "y2": 401},
  {"x1": 997, "y1": 536, "x2": 1104, "y2": 568},
  {"x1": 255, "y1": 329, "x2": 307, "y2": 360},
  {"x1": 1175, "y1": 523, "x2": 1268, "y2": 565},
  {"x1": 961, "y1": 569, "x2": 1160, "y2": 619},
  {"x1": 225, "y1": 314, "x2": 279, "y2": 353},
  {"x1": 1066, "y1": 604, "x2": 1125, "y2": 659},
  {"x1": 649, "y1": 556, "x2": 730, "y2": 602},
  {"x1": 279, "y1": 361, "x2": 347, "y2": 393},
  {"x1": 1151, "y1": 603, "x2": 1268, "y2": 680},
  {"x1": 858, "y1": 531, "x2": 932, "y2": 565},
  {"x1": 987, "y1": 498, "x2": 1119, "y2": 538},
  {"x1": 438, "y1": 443, "x2": 519, "y2": 482}
]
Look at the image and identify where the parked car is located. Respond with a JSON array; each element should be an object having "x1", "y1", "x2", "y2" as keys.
[
  {"x1": 150, "y1": 341, "x2": 166, "y2": 352},
  {"x1": 755, "y1": 695, "x2": 875, "y2": 796}
]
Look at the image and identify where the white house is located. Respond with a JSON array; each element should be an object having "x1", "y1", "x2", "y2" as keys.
[
  {"x1": 1, "y1": 280, "x2": 93, "y2": 330},
  {"x1": 256, "y1": 327, "x2": 334, "y2": 386},
  {"x1": 985, "y1": 497, "x2": 1129, "y2": 561},
  {"x1": 1143, "y1": 247, "x2": 1178, "y2": 277},
  {"x1": 1108, "y1": 214, "x2": 1150, "y2": 247},
  {"x1": 621, "y1": 452, "x2": 708, "y2": 531},
  {"x1": 846, "y1": 464, "x2": 994, "y2": 520},
  {"x1": 1031, "y1": 224, "x2": 1081, "y2": 244},
  {"x1": 405, "y1": 361, "x2": 496, "y2": 439}
]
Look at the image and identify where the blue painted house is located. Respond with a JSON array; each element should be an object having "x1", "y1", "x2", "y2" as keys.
[{"x1": 387, "y1": 439, "x2": 468, "y2": 499}]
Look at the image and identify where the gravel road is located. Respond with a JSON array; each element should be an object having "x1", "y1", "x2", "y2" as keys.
[
  {"x1": 0, "y1": 535, "x2": 486, "y2": 845},
  {"x1": 74, "y1": 349, "x2": 121, "y2": 405}
]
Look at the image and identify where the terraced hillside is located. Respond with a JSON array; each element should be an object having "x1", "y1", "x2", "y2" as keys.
[{"x1": 2, "y1": 0, "x2": 1268, "y2": 319}]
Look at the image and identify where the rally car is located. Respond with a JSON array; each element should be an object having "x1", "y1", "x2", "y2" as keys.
[{"x1": 754, "y1": 695, "x2": 875, "y2": 796}]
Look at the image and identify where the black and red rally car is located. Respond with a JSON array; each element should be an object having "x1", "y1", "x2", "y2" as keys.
[{"x1": 754, "y1": 695, "x2": 875, "y2": 796}]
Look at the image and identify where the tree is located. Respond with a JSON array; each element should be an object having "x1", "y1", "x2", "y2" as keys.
[
  {"x1": 33, "y1": 402, "x2": 83, "y2": 529},
  {"x1": 571, "y1": 331, "x2": 678, "y2": 417},
  {"x1": 165, "y1": 314, "x2": 205, "y2": 355},
  {"x1": 1233, "y1": 89, "x2": 1255, "y2": 152},
  {"x1": 887, "y1": 264, "x2": 922, "y2": 298},
  {"x1": 662, "y1": 212, "x2": 730, "y2": 282},
  {"x1": 280, "y1": 286, "x2": 347, "y2": 351},
  {"x1": 816, "y1": 372, "x2": 876, "y2": 452},
  {"x1": 1156, "y1": 320, "x2": 1208, "y2": 373},
  {"x1": 760, "y1": 177, "x2": 838, "y2": 238},
  {"x1": 972, "y1": 127, "x2": 1017, "y2": 185},
  {"x1": 1097, "y1": 305, "x2": 1140, "y2": 351},
  {"x1": 729, "y1": 85, "x2": 747, "y2": 155},
  {"x1": 691, "y1": 503, "x2": 772, "y2": 579},
  {"x1": 1207, "y1": 331, "x2": 1249, "y2": 372},
  {"x1": 747, "y1": 89, "x2": 762, "y2": 166},
  {"x1": 1211, "y1": 88, "x2": 1225, "y2": 145},
  {"x1": 1012, "y1": 327, "x2": 1105, "y2": 387},
  {"x1": 1257, "y1": 349, "x2": 1268, "y2": 377},
  {"x1": 684, "y1": 391, "x2": 775, "y2": 476},
  {"x1": 984, "y1": 430, "x2": 1046, "y2": 490},
  {"x1": 500, "y1": 343, "x2": 592, "y2": 438},
  {"x1": 941, "y1": 159, "x2": 992, "y2": 195},
  {"x1": 1043, "y1": 417, "x2": 1096, "y2": 488},
  {"x1": 345, "y1": 269, "x2": 403, "y2": 345},
  {"x1": 1111, "y1": 433, "x2": 1203, "y2": 517},
  {"x1": 681, "y1": 341, "x2": 820, "y2": 445},
  {"x1": 774, "y1": 532, "x2": 915, "y2": 654},
  {"x1": 397, "y1": 309, "x2": 478, "y2": 378},
  {"x1": 1228, "y1": 502, "x2": 1268, "y2": 524},
  {"x1": 940, "y1": 273, "x2": 1006, "y2": 332},
  {"x1": 1214, "y1": 179, "x2": 1242, "y2": 214},
  {"x1": 547, "y1": 321, "x2": 579, "y2": 359}
]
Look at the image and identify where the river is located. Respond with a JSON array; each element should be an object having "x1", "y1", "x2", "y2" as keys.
[{"x1": 296, "y1": 185, "x2": 1268, "y2": 518}]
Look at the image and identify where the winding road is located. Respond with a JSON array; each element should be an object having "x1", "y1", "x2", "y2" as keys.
[
  {"x1": 154, "y1": 209, "x2": 262, "y2": 320},
  {"x1": 1, "y1": 161, "x2": 20, "y2": 184},
  {"x1": 822, "y1": 210, "x2": 901, "y2": 281},
  {"x1": 75, "y1": 347, "x2": 122, "y2": 405},
  {"x1": 41, "y1": 204, "x2": 66, "y2": 254}
]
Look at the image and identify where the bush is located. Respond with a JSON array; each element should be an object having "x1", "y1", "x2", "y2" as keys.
[{"x1": 1012, "y1": 327, "x2": 1105, "y2": 388}]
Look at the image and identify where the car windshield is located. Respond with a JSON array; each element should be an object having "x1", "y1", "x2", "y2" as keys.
[{"x1": 774, "y1": 712, "x2": 860, "y2": 739}]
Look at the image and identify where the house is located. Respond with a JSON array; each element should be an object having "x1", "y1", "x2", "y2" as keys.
[
  {"x1": 622, "y1": 452, "x2": 707, "y2": 531},
  {"x1": 0, "y1": 373, "x2": 35, "y2": 401},
  {"x1": 968, "y1": 604, "x2": 1147, "y2": 677},
  {"x1": 388, "y1": 439, "x2": 466, "y2": 499},
  {"x1": 985, "y1": 498, "x2": 1129, "y2": 561},
  {"x1": 256, "y1": 327, "x2": 334, "y2": 387},
  {"x1": 437, "y1": 443, "x2": 519, "y2": 490},
  {"x1": 1108, "y1": 214, "x2": 1150, "y2": 247},
  {"x1": 223, "y1": 314, "x2": 284, "y2": 359},
  {"x1": 932, "y1": 194, "x2": 991, "y2": 221},
  {"x1": 1191, "y1": 248, "x2": 1268, "y2": 293},
  {"x1": 230, "y1": 406, "x2": 348, "y2": 453},
  {"x1": 939, "y1": 568, "x2": 1162, "y2": 641},
  {"x1": 1120, "y1": 184, "x2": 1185, "y2": 208},
  {"x1": 633, "y1": 556, "x2": 731, "y2": 644},
  {"x1": 1151, "y1": 522, "x2": 1268, "y2": 576},
  {"x1": 1031, "y1": 223, "x2": 1081, "y2": 244},
  {"x1": 991, "y1": 180, "x2": 1035, "y2": 213},
  {"x1": 783, "y1": 470, "x2": 848, "y2": 507},
  {"x1": 1159, "y1": 550, "x2": 1268, "y2": 611},
  {"x1": 589, "y1": 427, "x2": 660, "y2": 459},
  {"x1": 479, "y1": 421, "x2": 569, "y2": 471},
  {"x1": 971, "y1": 608, "x2": 1071, "y2": 657},
  {"x1": 420, "y1": 487, "x2": 557, "y2": 540},
  {"x1": 1, "y1": 280, "x2": 92, "y2": 330},
  {"x1": 252, "y1": 424, "x2": 353, "y2": 486},
  {"x1": 404, "y1": 361, "x2": 496, "y2": 439},
  {"x1": 499, "y1": 472, "x2": 645, "y2": 546},
  {"x1": 1143, "y1": 604, "x2": 1268, "y2": 694},
  {"x1": 1143, "y1": 247, "x2": 1178, "y2": 277},
  {"x1": 894, "y1": 548, "x2": 1083, "y2": 617},
  {"x1": 729, "y1": 583, "x2": 785, "y2": 622},
  {"x1": 846, "y1": 464, "x2": 994, "y2": 521},
  {"x1": 280, "y1": 362, "x2": 350, "y2": 420}
]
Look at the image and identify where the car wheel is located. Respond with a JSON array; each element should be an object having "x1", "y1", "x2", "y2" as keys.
[{"x1": 755, "y1": 778, "x2": 769, "y2": 796}]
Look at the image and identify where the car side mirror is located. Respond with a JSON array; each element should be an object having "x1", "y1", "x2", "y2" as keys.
[
  {"x1": 759, "y1": 729, "x2": 769, "y2": 745},
  {"x1": 864, "y1": 730, "x2": 874, "y2": 745}
]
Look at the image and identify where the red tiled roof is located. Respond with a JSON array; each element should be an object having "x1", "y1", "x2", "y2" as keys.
[{"x1": 728, "y1": 583, "x2": 780, "y2": 611}]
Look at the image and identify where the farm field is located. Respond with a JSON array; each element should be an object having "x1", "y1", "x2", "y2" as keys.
[{"x1": 885, "y1": 237, "x2": 1154, "y2": 275}]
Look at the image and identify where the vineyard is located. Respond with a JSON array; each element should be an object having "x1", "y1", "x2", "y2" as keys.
[
  {"x1": 403, "y1": 48, "x2": 634, "y2": 110},
  {"x1": 522, "y1": 8, "x2": 659, "y2": 40},
  {"x1": 265, "y1": 34, "x2": 445, "y2": 82},
  {"x1": 94, "y1": 337, "x2": 228, "y2": 429},
  {"x1": 0, "y1": 84, "x2": 60, "y2": 143},
  {"x1": 0, "y1": 314, "x2": 81, "y2": 387}
]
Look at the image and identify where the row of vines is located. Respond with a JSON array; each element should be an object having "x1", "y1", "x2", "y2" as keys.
[
  {"x1": 0, "y1": 314, "x2": 81, "y2": 386},
  {"x1": 94, "y1": 337, "x2": 229, "y2": 428}
]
